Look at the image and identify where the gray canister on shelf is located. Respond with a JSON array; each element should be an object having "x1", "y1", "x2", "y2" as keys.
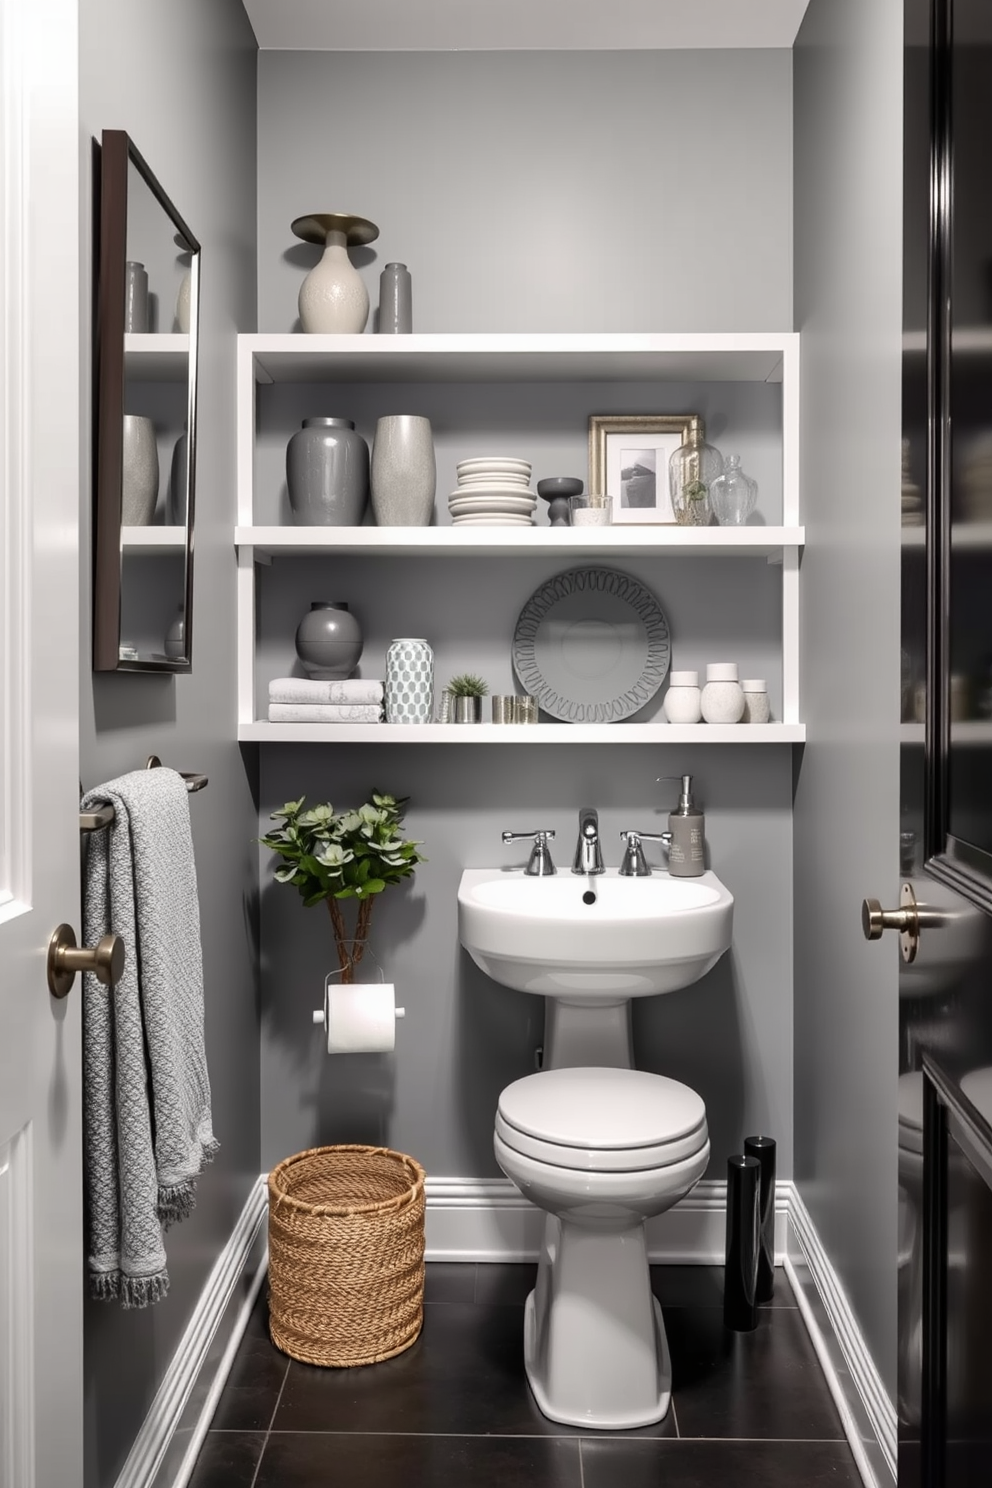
[
  {"x1": 295, "y1": 602, "x2": 364, "y2": 680},
  {"x1": 378, "y1": 263, "x2": 413, "y2": 334},
  {"x1": 741, "y1": 679, "x2": 770, "y2": 724},
  {"x1": 121, "y1": 415, "x2": 159, "y2": 525},
  {"x1": 287, "y1": 418, "x2": 370, "y2": 527},
  {"x1": 385, "y1": 638, "x2": 433, "y2": 723},
  {"x1": 125, "y1": 260, "x2": 149, "y2": 333},
  {"x1": 371, "y1": 415, "x2": 436, "y2": 526}
]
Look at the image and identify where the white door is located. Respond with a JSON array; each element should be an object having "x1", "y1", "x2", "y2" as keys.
[{"x1": 0, "y1": 2, "x2": 83, "y2": 1485}]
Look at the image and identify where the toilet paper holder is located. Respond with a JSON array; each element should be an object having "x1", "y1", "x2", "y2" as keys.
[{"x1": 313, "y1": 979, "x2": 406, "y2": 1053}]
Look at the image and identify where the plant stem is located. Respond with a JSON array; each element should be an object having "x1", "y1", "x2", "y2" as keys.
[{"x1": 326, "y1": 896, "x2": 352, "y2": 983}]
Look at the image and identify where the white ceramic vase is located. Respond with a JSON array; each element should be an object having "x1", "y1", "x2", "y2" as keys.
[
  {"x1": 385, "y1": 638, "x2": 434, "y2": 723},
  {"x1": 121, "y1": 415, "x2": 159, "y2": 526},
  {"x1": 299, "y1": 230, "x2": 369, "y2": 334},
  {"x1": 176, "y1": 269, "x2": 191, "y2": 334},
  {"x1": 371, "y1": 415, "x2": 436, "y2": 526}
]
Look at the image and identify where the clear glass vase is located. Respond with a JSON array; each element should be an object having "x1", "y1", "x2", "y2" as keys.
[
  {"x1": 709, "y1": 454, "x2": 758, "y2": 526},
  {"x1": 668, "y1": 425, "x2": 723, "y2": 526}
]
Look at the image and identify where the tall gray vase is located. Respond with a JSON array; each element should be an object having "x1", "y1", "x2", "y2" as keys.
[
  {"x1": 286, "y1": 417, "x2": 370, "y2": 526},
  {"x1": 378, "y1": 263, "x2": 412, "y2": 334},
  {"x1": 370, "y1": 415, "x2": 435, "y2": 526},
  {"x1": 121, "y1": 415, "x2": 159, "y2": 526}
]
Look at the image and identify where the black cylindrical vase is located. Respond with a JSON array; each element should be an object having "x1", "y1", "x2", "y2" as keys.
[
  {"x1": 724, "y1": 1154, "x2": 761, "y2": 1331},
  {"x1": 744, "y1": 1134, "x2": 776, "y2": 1302}
]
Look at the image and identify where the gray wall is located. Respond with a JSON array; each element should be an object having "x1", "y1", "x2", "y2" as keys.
[
  {"x1": 257, "y1": 50, "x2": 794, "y2": 334},
  {"x1": 256, "y1": 49, "x2": 797, "y2": 1187},
  {"x1": 793, "y1": 0, "x2": 903, "y2": 1396},
  {"x1": 78, "y1": 4, "x2": 258, "y2": 1484}
]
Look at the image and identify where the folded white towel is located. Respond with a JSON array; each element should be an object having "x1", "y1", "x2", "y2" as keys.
[
  {"x1": 268, "y1": 703, "x2": 383, "y2": 723},
  {"x1": 268, "y1": 677, "x2": 384, "y2": 705}
]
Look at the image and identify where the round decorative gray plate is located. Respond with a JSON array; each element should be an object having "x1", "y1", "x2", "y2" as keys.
[{"x1": 511, "y1": 566, "x2": 671, "y2": 723}]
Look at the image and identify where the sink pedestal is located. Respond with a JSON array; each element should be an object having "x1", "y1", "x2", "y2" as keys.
[{"x1": 543, "y1": 999, "x2": 633, "y2": 1070}]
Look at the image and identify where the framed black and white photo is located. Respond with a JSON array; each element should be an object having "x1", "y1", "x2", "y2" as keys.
[{"x1": 588, "y1": 414, "x2": 703, "y2": 525}]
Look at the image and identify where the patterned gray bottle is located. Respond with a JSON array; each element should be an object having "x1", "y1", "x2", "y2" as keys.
[{"x1": 385, "y1": 638, "x2": 434, "y2": 724}]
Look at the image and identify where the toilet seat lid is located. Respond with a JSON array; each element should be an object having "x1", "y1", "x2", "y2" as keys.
[{"x1": 497, "y1": 1067, "x2": 707, "y2": 1152}]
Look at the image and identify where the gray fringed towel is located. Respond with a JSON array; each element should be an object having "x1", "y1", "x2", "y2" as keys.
[{"x1": 82, "y1": 767, "x2": 218, "y2": 1307}]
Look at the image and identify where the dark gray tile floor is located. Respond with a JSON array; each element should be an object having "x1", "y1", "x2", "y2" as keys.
[{"x1": 188, "y1": 1264, "x2": 865, "y2": 1487}]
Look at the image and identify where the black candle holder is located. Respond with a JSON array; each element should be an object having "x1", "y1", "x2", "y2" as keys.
[
  {"x1": 744, "y1": 1134, "x2": 776, "y2": 1302},
  {"x1": 537, "y1": 476, "x2": 582, "y2": 527},
  {"x1": 723, "y1": 1154, "x2": 760, "y2": 1331}
]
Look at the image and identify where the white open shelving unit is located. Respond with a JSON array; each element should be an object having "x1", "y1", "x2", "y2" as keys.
[{"x1": 235, "y1": 331, "x2": 804, "y2": 745}]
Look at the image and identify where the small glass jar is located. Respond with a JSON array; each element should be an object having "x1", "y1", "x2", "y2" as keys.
[
  {"x1": 741, "y1": 679, "x2": 770, "y2": 724},
  {"x1": 700, "y1": 662, "x2": 745, "y2": 724},
  {"x1": 710, "y1": 455, "x2": 758, "y2": 527},
  {"x1": 663, "y1": 670, "x2": 702, "y2": 724},
  {"x1": 569, "y1": 493, "x2": 612, "y2": 527},
  {"x1": 669, "y1": 424, "x2": 723, "y2": 526}
]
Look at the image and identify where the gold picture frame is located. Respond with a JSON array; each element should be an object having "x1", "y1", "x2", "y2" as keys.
[{"x1": 588, "y1": 413, "x2": 703, "y2": 525}]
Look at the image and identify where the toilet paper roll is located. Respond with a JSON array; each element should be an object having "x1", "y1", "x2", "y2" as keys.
[{"x1": 314, "y1": 979, "x2": 405, "y2": 1053}]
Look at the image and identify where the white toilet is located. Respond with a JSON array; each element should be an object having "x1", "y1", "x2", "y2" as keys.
[{"x1": 494, "y1": 1065, "x2": 710, "y2": 1429}]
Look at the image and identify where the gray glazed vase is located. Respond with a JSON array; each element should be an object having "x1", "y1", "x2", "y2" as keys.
[
  {"x1": 378, "y1": 263, "x2": 412, "y2": 334},
  {"x1": 370, "y1": 415, "x2": 435, "y2": 526},
  {"x1": 295, "y1": 602, "x2": 364, "y2": 680},
  {"x1": 169, "y1": 431, "x2": 188, "y2": 525},
  {"x1": 385, "y1": 638, "x2": 433, "y2": 723},
  {"x1": 124, "y1": 261, "x2": 149, "y2": 333},
  {"x1": 286, "y1": 417, "x2": 370, "y2": 527},
  {"x1": 121, "y1": 415, "x2": 159, "y2": 526}
]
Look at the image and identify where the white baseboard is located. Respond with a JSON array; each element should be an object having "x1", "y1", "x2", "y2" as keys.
[
  {"x1": 424, "y1": 1176, "x2": 790, "y2": 1263},
  {"x1": 113, "y1": 1175, "x2": 268, "y2": 1488},
  {"x1": 785, "y1": 1185, "x2": 897, "y2": 1488}
]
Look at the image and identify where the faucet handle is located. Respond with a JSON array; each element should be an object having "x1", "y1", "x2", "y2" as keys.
[
  {"x1": 618, "y1": 829, "x2": 671, "y2": 877},
  {"x1": 502, "y1": 829, "x2": 557, "y2": 877}
]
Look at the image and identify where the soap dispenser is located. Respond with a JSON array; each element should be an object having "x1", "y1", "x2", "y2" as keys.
[{"x1": 658, "y1": 774, "x2": 706, "y2": 877}]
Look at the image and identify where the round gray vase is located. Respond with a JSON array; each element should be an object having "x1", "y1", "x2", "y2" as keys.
[
  {"x1": 286, "y1": 418, "x2": 370, "y2": 527},
  {"x1": 295, "y1": 602, "x2": 364, "y2": 679}
]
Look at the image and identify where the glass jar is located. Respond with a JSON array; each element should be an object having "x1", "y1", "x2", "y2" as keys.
[
  {"x1": 668, "y1": 424, "x2": 723, "y2": 526},
  {"x1": 710, "y1": 454, "x2": 758, "y2": 527}
]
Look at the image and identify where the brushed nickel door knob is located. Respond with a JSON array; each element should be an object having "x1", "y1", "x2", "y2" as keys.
[
  {"x1": 47, "y1": 923, "x2": 125, "y2": 999},
  {"x1": 861, "y1": 882, "x2": 951, "y2": 964}
]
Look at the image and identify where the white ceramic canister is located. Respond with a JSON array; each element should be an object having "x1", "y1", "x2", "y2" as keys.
[
  {"x1": 700, "y1": 662, "x2": 745, "y2": 724},
  {"x1": 385, "y1": 638, "x2": 434, "y2": 723},
  {"x1": 663, "y1": 670, "x2": 702, "y2": 724},
  {"x1": 741, "y1": 679, "x2": 770, "y2": 724}
]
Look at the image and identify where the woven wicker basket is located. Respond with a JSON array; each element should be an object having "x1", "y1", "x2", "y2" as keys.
[{"x1": 267, "y1": 1144, "x2": 426, "y2": 1368}]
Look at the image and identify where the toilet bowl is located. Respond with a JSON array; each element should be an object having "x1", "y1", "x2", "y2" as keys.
[{"x1": 494, "y1": 1066, "x2": 710, "y2": 1429}]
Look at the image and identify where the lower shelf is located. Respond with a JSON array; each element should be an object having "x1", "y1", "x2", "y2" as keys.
[{"x1": 238, "y1": 722, "x2": 806, "y2": 744}]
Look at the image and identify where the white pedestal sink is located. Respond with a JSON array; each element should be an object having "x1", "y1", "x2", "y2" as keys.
[{"x1": 458, "y1": 867, "x2": 734, "y2": 1068}]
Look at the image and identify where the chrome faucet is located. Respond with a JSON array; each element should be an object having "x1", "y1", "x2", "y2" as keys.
[
  {"x1": 572, "y1": 807, "x2": 604, "y2": 876},
  {"x1": 502, "y1": 829, "x2": 557, "y2": 876}
]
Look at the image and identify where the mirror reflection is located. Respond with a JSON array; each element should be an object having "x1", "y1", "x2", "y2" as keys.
[{"x1": 94, "y1": 131, "x2": 199, "y2": 672}]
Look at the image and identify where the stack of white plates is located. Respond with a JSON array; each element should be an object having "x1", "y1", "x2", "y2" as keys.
[{"x1": 449, "y1": 457, "x2": 536, "y2": 526}]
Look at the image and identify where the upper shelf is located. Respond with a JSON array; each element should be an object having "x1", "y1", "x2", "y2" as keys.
[
  {"x1": 239, "y1": 721, "x2": 806, "y2": 745},
  {"x1": 241, "y1": 332, "x2": 798, "y2": 386},
  {"x1": 124, "y1": 333, "x2": 190, "y2": 381},
  {"x1": 236, "y1": 524, "x2": 805, "y2": 560},
  {"x1": 121, "y1": 525, "x2": 185, "y2": 555}
]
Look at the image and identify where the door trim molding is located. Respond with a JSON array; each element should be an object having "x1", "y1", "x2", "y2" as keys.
[{"x1": 112, "y1": 1176, "x2": 268, "y2": 1488}]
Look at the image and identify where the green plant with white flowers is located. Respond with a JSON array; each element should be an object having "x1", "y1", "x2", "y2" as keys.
[{"x1": 260, "y1": 792, "x2": 425, "y2": 982}]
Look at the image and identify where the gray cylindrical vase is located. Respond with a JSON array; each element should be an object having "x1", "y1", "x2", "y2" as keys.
[
  {"x1": 378, "y1": 263, "x2": 412, "y2": 334},
  {"x1": 121, "y1": 415, "x2": 159, "y2": 526},
  {"x1": 295, "y1": 602, "x2": 364, "y2": 680},
  {"x1": 370, "y1": 415, "x2": 435, "y2": 526},
  {"x1": 125, "y1": 261, "x2": 149, "y2": 333},
  {"x1": 286, "y1": 417, "x2": 370, "y2": 527},
  {"x1": 453, "y1": 696, "x2": 482, "y2": 723}
]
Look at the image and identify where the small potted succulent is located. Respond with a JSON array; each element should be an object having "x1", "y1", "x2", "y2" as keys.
[
  {"x1": 259, "y1": 792, "x2": 425, "y2": 982},
  {"x1": 446, "y1": 673, "x2": 490, "y2": 723}
]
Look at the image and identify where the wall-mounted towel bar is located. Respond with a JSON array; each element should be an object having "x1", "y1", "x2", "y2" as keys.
[{"x1": 78, "y1": 755, "x2": 209, "y2": 834}]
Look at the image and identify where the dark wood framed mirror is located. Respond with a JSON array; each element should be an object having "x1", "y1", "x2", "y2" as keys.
[{"x1": 94, "y1": 129, "x2": 199, "y2": 672}]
